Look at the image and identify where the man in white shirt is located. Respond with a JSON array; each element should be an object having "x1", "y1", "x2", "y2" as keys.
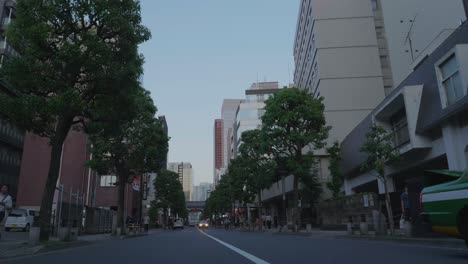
[{"x1": 0, "y1": 184, "x2": 13, "y2": 234}]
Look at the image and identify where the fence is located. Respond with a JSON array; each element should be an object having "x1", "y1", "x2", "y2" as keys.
[{"x1": 84, "y1": 207, "x2": 114, "y2": 234}]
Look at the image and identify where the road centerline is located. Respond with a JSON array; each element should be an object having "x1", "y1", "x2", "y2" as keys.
[{"x1": 198, "y1": 230, "x2": 270, "y2": 264}]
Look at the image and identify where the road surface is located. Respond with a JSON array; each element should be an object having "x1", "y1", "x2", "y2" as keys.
[{"x1": 4, "y1": 228, "x2": 468, "y2": 264}]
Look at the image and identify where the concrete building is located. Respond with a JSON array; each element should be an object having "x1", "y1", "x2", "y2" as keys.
[
  {"x1": 293, "y1": 0, "x2": 467, "y2": 198},
  {"x1": 192, "y1": 182, "x2": 213, "y2": 202},
  {"x1": 168, "y1": 162, "x2": 193, "y2": 201},
  {"x1": 219, "y1": 100, "x2": 241, "y2": 179},
  {"x1": 213, "y1": 119, "x2": 223, "y2": 186},
  {"x1": 341, "y1": 21, "x2": 468, "y2": 221},
  {"x1": 232, "y1": 82, "x2": 280, "y2": 156}
]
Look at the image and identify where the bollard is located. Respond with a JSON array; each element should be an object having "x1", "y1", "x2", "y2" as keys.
[
  {"x1": 360, "y1": 222, "x2": 369, "y2": 235},
  {"x1": 306, "y1": 224, "x2": 312, "y2": 232},
  {"x1": 403, "y1": 221, "x2": 412, "y2": 237}
]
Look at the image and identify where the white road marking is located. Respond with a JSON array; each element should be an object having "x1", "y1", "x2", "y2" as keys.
[{"x1": 198, "y1": 229, "x2": 270, "y2": 264}]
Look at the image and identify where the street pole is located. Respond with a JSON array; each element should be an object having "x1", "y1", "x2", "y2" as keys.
[{"x1": 282, "y1": 175, "x2": 286, "y2": 230}]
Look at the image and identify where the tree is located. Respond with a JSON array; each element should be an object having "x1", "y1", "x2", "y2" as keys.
[
  {"x1": 360, "y1": 124, "x2": 399, "y2": 235},
  {"x1": 326, "y1": 141, "x2": 343, "y2": 198},
  {"x1": 236, "y1": 129, "x2": 276, "y2": 228},
  {"x1": 0, "y1": 0, "x2": 150, "y2": 241},
  {"x1": 205, "y1": 175, "x2": 233, "y2": 221},
  {"x1": 261, "y1": 88, "x2": 330, "y2": 230},
  {"x1": 153, "y1": 170, "x2": 187, "y2": 226},
  {"x1": 88, "y1": 88, "x2": 168, "y2": 233}
]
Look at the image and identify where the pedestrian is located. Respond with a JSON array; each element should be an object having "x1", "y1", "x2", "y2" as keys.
[
  {"x1": 266, "y1": 215, "x2": 272, "y2": 230},
  {"x1": 144, "y1": 215, "x2": 150, "y2": 232},
  {"x1": 401, "y1": 186, "x2": 411, "y2": 221},
  {"x1": 0, "y1": 184, "x2": 13, "y2": 239}
]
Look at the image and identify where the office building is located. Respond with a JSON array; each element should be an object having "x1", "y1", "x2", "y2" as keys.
[
  {"x1": 168, "y1": 162, "x2": 193, "y2": 201},
  {"x1": 232, "y1": 82, "x2": 280, "y2": 156}
]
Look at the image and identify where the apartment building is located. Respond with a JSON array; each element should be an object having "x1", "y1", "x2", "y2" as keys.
[{"x1": 168, "y1": 162, "x2": 193, "y2": 201}]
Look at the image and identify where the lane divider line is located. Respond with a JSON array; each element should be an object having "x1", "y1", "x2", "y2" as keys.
[{"x1": 198, "y1": 229, "x2": 270, "y2": 264}]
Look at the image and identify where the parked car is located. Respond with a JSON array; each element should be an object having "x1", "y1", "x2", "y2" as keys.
[
  {"x1": 198, "y1": 220, "x2": 209, "y2": 229},
  {"x1": 173, "y1": 218, "x2": 184, "y2": 230},
  {"x1": 421, "y1": 169, "x2": 468, "y2": 247},
  {"x1": 4, "y1": 209, "x2": 38, "y2": 232}
]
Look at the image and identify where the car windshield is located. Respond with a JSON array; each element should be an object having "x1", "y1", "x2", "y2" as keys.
[{"x1": 9, "y1": 209, "x2": 27, "y2": 217}]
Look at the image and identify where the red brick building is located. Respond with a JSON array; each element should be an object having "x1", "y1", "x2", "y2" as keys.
[
  {"x1": 16, "y1": 130, "x2": 138, "y2": 218},
  {"x1": 213, "y1": 119, "x2": 223, "y2": 185}
]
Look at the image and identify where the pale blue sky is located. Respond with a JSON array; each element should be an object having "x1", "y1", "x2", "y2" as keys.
[{"x1": 139, "y1": 0, "x2": 299, "y2": 185}]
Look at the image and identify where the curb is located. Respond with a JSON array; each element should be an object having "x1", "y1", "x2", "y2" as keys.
[
  {"x1": 121, "y1": 233, "x2": 148, "y2": 239},
  {"x1": 340, "y1": 235, "x2": 467, "y2": 248},
  {"x1": 38, "y1": 240, "x2": 91, "y2": 253},
  {"x1": 272, "y1": 232, "x2": 312, "y2": 237}
]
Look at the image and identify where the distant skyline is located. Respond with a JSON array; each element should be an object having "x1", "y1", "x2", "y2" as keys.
[{"x1": 139, "y1": 0, "x2": 299, "y2": 184}]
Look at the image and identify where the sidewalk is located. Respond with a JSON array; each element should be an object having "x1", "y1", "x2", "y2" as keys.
[
  {"x1": 0, "y1": 228, "x2": 162, "y2": 260},
  {"x1": 342, "y1": 233, "x2": 467, "y2": 248}
]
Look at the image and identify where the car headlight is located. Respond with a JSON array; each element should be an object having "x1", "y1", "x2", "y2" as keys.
[{"x1": 204, "y1": 224, "x2": 208, "y2": 227}]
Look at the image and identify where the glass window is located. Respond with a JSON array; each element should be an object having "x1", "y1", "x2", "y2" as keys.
[
  {"x1": 390, "y1": 109, "x2": 410, "y2": 147},
  {"x1": 440, "y1": 55, "x2": 464, "y2": 106},
  {"x1": 238, "y1": 108, "x2": 258, "y2": 121},
  {"x1": 371, "y1": 0, "x2": 378, "y2": 11},
  {"x1": 100, "y1": 175, "x2": 117, "y2": 187}
]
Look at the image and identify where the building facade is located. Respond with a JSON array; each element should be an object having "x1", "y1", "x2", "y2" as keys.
[
  {"x1": 0, "y1": 0, "x2": 23, "y2": 200},
  {"x1": 167, "y1": 162, "x2": 193, "y2": 201},
  {"x1": 219, "y1": 99, "x2": 241, "y2": 180},
  {"x1": 341, "y1": 21, "x2": 468, "y2": 221},
  {"x1": 192, "y1": 182, "x2": 213, "y2": 202}
]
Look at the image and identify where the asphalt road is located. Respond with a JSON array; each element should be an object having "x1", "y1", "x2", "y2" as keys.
[{"x1": 3, "y1": 228, "x2": 468, "y2": 264}]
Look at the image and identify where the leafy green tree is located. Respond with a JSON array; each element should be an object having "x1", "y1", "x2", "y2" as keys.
[
  {"x1": 326, "y1": 141, "x2": 343, "y2": 198},
  {"x1": 360, "y1": 124, "x2": 399, "y2": 234},
  {"x1": 0, "y1": 0, "x2": 150, "y2": 241},
  {"x1": 153, "y1": 170, "x2": 187, "y2": 226},
  {"x1": 88, "y1": 88, "x2": 168, "y2": 233},
  {"x1": 262, "y1": 88, "x2": 330, "y2": 230},
  {"x1": 205, "y1": 175, "x2": 233, "y2": 220},
  {"x1": 237, "y1": 129, "x2": 276, "y2": 228}
]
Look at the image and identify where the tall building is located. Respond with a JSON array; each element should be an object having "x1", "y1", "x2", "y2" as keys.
[
  {"x1": 213, "y1": 99, "x2": 241, "y2": 186},
  {"x1": 233, "y1": 82, "x2": 281, "y2": 156},
  {"x1": 167, "y1": 162, "x2": 193, "y2": 201},
  {"x1": 192, "y1": 182, "x2": 213, "y2": 201},
  {"x1": 213, "y1": 119, "x2": 223, "y2": 186}
]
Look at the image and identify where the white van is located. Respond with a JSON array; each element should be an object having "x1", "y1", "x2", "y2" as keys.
[{"x1": 4, "y1": 209, "x2": 38, "y2": 232}]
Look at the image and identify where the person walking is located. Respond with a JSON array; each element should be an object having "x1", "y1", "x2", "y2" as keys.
[
  {"x1": 0, "y1": 184, "x2": 13, "y2": 239},
  {"x1": 401, "y1": 186, "x2": 411, "y2": 221}
]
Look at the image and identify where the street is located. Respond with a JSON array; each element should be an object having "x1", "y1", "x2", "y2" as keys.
[{"x1": 3, "y1": 228, "x2": 468, "y2": 264}]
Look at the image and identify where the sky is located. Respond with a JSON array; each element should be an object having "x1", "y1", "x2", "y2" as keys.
[{"x1": 139, "y1": 0, "x2": 299, "y2": 185}]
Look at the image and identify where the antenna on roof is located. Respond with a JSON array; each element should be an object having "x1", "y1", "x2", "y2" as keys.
[{"x1": 402, "y1": 14, "x2": 419, "y2": 62}]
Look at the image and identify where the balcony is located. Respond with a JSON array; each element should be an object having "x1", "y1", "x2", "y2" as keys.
[{"x1": 0, "y1": 40, "x2": 19, "y2": 58}]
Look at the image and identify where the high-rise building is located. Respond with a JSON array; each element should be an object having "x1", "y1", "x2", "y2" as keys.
[
  {"x1": 233, "y1": 82, "x2": 281, "y2": 156},
  {"x1": 212, "y1": 99, "x2": 241, "y2": 186},
  {"x1": 167, "y1": 162, "x2": 193, "y2": 201},
  {"x1": 213, "y1": 119, "x2": 223, "y2": 186}
]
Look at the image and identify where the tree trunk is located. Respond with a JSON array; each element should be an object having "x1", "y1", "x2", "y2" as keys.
[
  {"x1": 383, "y1": 179, "x2": 395, "y2": 235},
  {"x1": 38, "y1": 118, "x2": 72, "y2": 241},
  {"x1": 257, "y1": 190, "x2": 262, "y2": 231},
  {"x1": 293, "y1": 175, "x2": 300, "y2": 232}
]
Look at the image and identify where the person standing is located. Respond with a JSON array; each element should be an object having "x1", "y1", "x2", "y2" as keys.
[
  {"x1": 144, "y1": 215, "x2": 150, "y2": 232},
  {"x1": 0, "y1": 185, "x2": 13, "y2": 239},
  {"x1": 400, "y1": 186, "x2": 411, "y2": 221}
]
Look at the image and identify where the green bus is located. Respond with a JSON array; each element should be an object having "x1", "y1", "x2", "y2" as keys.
[{"x1": 421, "y1": 170, "x2": 468, "y2": 247}]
